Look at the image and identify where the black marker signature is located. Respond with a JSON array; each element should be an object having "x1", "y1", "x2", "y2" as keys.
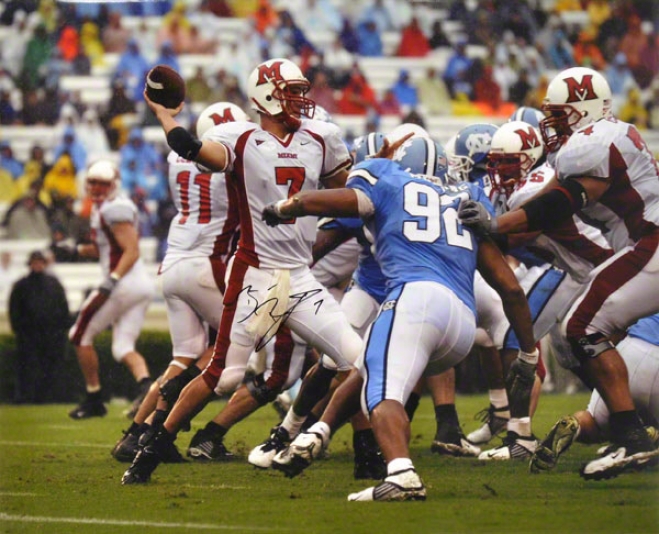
[{"x1": 236, "y1": 284, "x2": 325, "y2": 351}]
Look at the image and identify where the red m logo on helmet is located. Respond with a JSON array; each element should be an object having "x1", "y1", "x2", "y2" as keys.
[
  {"x1": 515, "y1": 126, "x2": 541, "y2": 150},
  {"x1": 209, "y1": 109, "x2": 236, "y2": 125},
  {"x1": 256, "y1": 61, "x2": 284, "y2": 86},
  {"x1": 564, "y1": 75, "x2": 597, "y2": 103}
]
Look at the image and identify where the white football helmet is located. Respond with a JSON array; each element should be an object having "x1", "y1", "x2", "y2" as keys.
[
  {"x1": 386, "y1": 123, "x2": 431, "y2": 144},
  {"x1": 487, "y1": 120, "x2": 544, "y2": 193},
  {"x1": 196, "y1": 102, "x2": 249, "y2": 138},
  {"x1": 541, "y1": 67, "x2": 612, "y2": 153},
  {"x1": 247, "y1": 58, "x2": 314, "y2": 130},
  {"x1": 85, "y1": 159, "x2": 119, "y2": 204}
]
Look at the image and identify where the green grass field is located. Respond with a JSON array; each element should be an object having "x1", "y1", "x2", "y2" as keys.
[{"x1": 0, "y1": 393, "x2": 657, "y2": 534}]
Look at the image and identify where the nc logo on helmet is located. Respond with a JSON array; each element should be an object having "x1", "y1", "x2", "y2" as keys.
[
  {"x1": 466, "y1": 133, "x2": 493, "y2": 156},
  {"x1": 256, "y1": 61, "x2": 284, "y2": 86},
  {"x1": 564, "y1": 75, "x2": 597, "y2": 103}
]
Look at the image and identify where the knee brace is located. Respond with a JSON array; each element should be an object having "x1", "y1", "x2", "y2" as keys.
[
  {"x1": 568, "y1": 332, "x2": 615, "y2": 363},
  {"x1": 245, "y1": 372, "x2": 280, "y2": 406}
]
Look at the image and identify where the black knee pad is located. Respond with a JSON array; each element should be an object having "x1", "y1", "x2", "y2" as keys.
[
  {"x1": 245, "y1": 372, "x2": 280, "y2": 406},
  {"x1": 568, "y1": 332, "x2": 615, "y2": 363}
]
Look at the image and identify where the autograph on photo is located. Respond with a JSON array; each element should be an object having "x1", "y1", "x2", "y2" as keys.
[{"x1": 236, "y1": 284, "x2": 325, "y2": 350}]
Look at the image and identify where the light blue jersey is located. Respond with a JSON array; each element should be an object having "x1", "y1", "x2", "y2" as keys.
[
  {"x1": 319, "y1": 216, "x2": 388, "y2": 304},
  {"x1": 628, "y1": 314, "x2": 659, "y2": 346},
  {"x1": 347, "y1": 158, "x2": 495, "y2": 315}
]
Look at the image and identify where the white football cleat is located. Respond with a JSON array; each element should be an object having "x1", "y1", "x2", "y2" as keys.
[
  {"x1": 580, "y1": 446, "x2": 659, "y2": 480},
  {"x1": 479, "y1": 432, "x2": 537, "y2": 461},
  {"x1": 248, "y1": 426, "x2": 291, "y2": 469},
  {"x1": 466, "y1": 405, "x2": 510, "y2": 445},
  {"x1": 272, "y1": 431, "x2": 326, "y2": 478},
  {"x1": 348, "y1": 468, "x2": 426, "y2": 502}
]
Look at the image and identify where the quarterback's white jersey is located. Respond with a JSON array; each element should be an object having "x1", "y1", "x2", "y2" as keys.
[
  {"x1": 202, "y1": 119, "x2": 352, "y2": 269},
  {"x1": 555, "y1": 118, "x2": 659, "y2": 251},
  {"x1": 92, "y1": 194, "x2": 149, "y2": 281},
  {"x1": 161, "y1": 151, "x2": 239, "y2": 275},
  {"x1": 507, "y1": 162, "x2": 613, "y2": 284}
]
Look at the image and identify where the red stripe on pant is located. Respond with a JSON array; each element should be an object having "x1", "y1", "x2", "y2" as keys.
[
  {"x1": 566, "y1": 232, "x2": 659, "y2": 340},
  {"x1": 70, "y1": 291, "x2": 109, "y2": 346},
  {"x1": 202, "y1": 258, "x2": 250, "y2": 390}
]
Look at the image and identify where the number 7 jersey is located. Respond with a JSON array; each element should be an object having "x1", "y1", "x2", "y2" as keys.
[{"x1": 347, "y1": 158, "x2": 495, "y2": 315}]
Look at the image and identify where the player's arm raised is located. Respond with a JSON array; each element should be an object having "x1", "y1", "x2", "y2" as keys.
[{"x1": 144, "y1": 91, "x2": 228, "y2": 172}]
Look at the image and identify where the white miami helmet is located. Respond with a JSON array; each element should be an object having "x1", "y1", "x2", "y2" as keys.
[
  {"x1": 386, "y1": 122, "x2": 431, "y2": 144},
  {"x1": 487, "y1": 120, "x2": 544, "y2": 193},
  {"x1": 196, "y1": 102, "x2": 250, "y2": 138},
  {"x1": 541, "y1": 67, "x2": 612, "y2": 153},
  {"x1": 247, "y1": 58, "x2": 314, "y2": 130},
  {"x1": 86, "y1": 159, "x2": 119, "y2": 204}
]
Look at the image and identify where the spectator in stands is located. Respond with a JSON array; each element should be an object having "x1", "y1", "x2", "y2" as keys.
[
  {"x1": 324, "y1": 35, "x2": 354, "y2": 76},
  {"x1": 294, "y1": 0, "x2": 342, "y2": 33},
  {"x1": 605, "y1": 52, "x2": 638, "y2": 99},
  {"x1": 508, "y1": 68, "x2": 532, "y2": 107},
  {"x1": 337, "y1": 64, "x2": 380, "y2": 115},
  {"x1": 4, "y1": 184, "x2": 51, "y2": 240},
  {"x1": 492, "y1": 57, "x2": 517, "y2": 102},
  {"x1": 102, "y1": 11, "x2": 131, "y2": 53},
  {"x1": 9, "y1": 250, "x2": 71, "y2": 404},
  {"x1": 20, "y1": 24, "x2": 52, "y2": 91},
  {"x1": 416, "y1": 67, "x2": 451, "y2": 115},
  {"x1": 157, "y1": 10, "x2": 191, "y2": 55},
  {"x1": 251, "y1": 0, "x2": 279, "y2": 36},
  {"x1": 271, "y1": 10, "x2": 316, "y2": 56},
  {"x1": 71, "y1": 45, "x2": 92, "y2": 76},
  {"x1": 77, "y1": 109, "x2": 111, "y2": 161},
  {"x1": 0, "y1": 90, "x2": 17, "y2": 125},
  {"x1": 473, "y1": 64, "x2": 502, "y2": 112},
  {"x1": 358, "y1": 0, "x2": 396, "y2": 33},
  {"x1": 635, "y1": 32, "x2": 659, "y2": 89},
  {"x1": 587, "y1": 0, "x2": 611, "y2": 33},
  {"x1": 186, "y1": 66, "x2": 213, "y2": 105},
  {"x1": 389, "y1": 69, "x2": 418, "y2": 107},
  {"x1": 119, "y1": 128, "x2": 162, "y2": 198},
  {"x1": 378, "y1": 89, "x2": 401, "y2": 116},
  {"x1": 573, "y1": 29, "x2": 606, "y2": 70},
  {"x1": 57, "y1": 24, "x2": 80, "y2": 62},
  {"x1": 544, "y1": 23, "x2": 574, "y2": 69},
  {"x1": 23, "y1": 144, "x2": 50, "y2": 184},
  {"x1": 620, "y1": 14, "x2": 647, "y2": 73},
  {"x1": 443, "y1": 38, "x2": 473, "y2": 99},
  {"x1": 0, "y1": 141, "x2": 24, "y2": 181},
  {"x1": 448, "y1": 0, "x2": 472, "y2": 26},
  {"x1": 101, "y1": 79, "x2": 138, "y2": 149},
  {"x1": 209, "y1": 71, "x2": 248, "y2": 110},
  {"x1": 161, "y1": 0, "x2": 191, "y2": 31},
  {"x1": 596, "y1": 1, "x2": 631, "y2": 63},
  {"x1": 1, "y1": 10, "x2": 31, "y2": 79},
  {"x1": 153, "y1": 41, "x2": 181, "y2": 74},
  {"x1": 52, "y1": 126, "x2": 87, "y2": 174},
  {"x1": 37, "y1": 0, "x2": 59, "y2": 34},
  {"x1": 645, "y1": 78, "x2": 659, "y2": 129},
  {"x1": 470, "y1": 4, "x2": 495, "y2": 47},
  {"x1": 396, "y1": 16, "x2": 430, "y2": 57},
  {"x1": 79, "y1": 19, "x2": 105, "y2": 68},
  {"x1": 495, "y1": 0, "x2": 537, "y2": 44},
  {"x1": 200, "y1": 0, "x2": 234, "y2": 18},
  {"x1": 49, "y1": 194, "x2": 88, "y2": 244},
  {"x1": 307, "y1": 70, "x2": 338, "y2": 114},
  {"x1": 356, "y1": 19, "x2": 384, "y2": 57},
  {"x1": 0, "y1": 167, "x2": 19, "y2": 204},
  {"x1": 186, "y1": 25, "x2": 217, "y2": 55},
  {"x1": 131, "y1": 188, "x2": 155, "y2": 237},
  {"x1": 618, "y1": 86, "x2": 648, "y2": 129},
  {"x1": 400, "y1": 106, "x2": 426, "y2": 129},
  {"x1": 339, "y1": 17, "x2": 360, "y2": 55},
  {"x1": 43, "y1": 153, "x2": 78, "y2": 201},
  {"x1": 524, "y1": 73, "x2": 549, "y2": 110},
  {"x1": 428, "y1": 20, "x2": 451, "y2": 50},
  {"x1": 113, "y1": 38, "x2": 151, "y2": 102}
]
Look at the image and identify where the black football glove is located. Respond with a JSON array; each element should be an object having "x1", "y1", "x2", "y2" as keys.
[{"x1": 262, "y1": 201, "x2": 293, "y2": 227}]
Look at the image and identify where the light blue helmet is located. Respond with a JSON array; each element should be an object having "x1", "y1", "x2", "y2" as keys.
[
  {"x1": 311, "y1": 104, "x2": 334, "y2": 123},
  {"x1": 351, "y1": 132, "x2": 385, "y2": 164},
  {"x1": 392, "y1": 136, "x2": 446, "y2": 181},
  {"x1": 447, "y1": 123, "x2": 498, "y2": 183},
  {"x1": 508, "y1": 106, "x2": 544, "y2": 129}
]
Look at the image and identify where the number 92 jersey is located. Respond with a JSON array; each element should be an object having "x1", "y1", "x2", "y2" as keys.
[{"x1": 347, "y1": 158, "x2": 495, "y2": 315}]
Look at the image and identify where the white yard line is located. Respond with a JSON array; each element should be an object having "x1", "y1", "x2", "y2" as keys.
[{"x1": 0, "y1": 512, "x2": 289, "y2": 531}]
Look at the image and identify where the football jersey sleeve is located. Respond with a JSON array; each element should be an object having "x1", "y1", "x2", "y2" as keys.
[
  {"x1": 316, "y1": 122, "x2": 352, "y2": 181},
  {"x1": 100, "y1": 196, "x2": 137, "y2": 224},
  {"x1": 556, "y1": 138, "x2": 609, "y2": 182},
  {"x1": 201, "y1": 121, "x2": 255, "y2": 173}
]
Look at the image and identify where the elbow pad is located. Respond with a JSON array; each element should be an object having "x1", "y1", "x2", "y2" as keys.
[
  {"x1": 522, "y1": 180, "x2": 587, "y2": 232},
  {"x1": 167, "y1": 126, "x2": 202, "y2": 161}
]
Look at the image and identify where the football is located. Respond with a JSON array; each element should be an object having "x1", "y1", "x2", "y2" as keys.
[{"x1": 144, "y1": 65, "x2": 186, "y2": 109}]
